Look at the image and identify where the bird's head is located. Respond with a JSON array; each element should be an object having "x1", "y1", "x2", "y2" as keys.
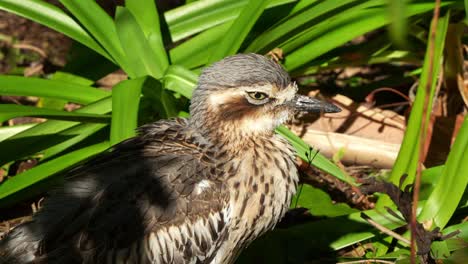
[{"x1": 189, "y1": 54, "x2": 340, "y2": 141}]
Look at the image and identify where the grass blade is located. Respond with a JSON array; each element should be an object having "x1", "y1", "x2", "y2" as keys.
[
  {"x1": 110, "y1": 77, "x2": 145, "y2": 145},
  {"x1": 165, "y1": 0, "x2": 248, "y2": 42},
  {"x1": 115, "y1": 7, "x2": 165, "y2": 78},
  {"x1": 283, "y1": 1, "x2": 452, "y2": 71},
  {"x1": 165, "y1": 0, "x2": 297, "y2": 42},
  {"x1": 419, "y1": 115, "x2": 468, "y2": 229},
  {"x1": 0, "y1": 97, "x2": 112, "y2": 166},
  {"x1": 0, "y1": 76, "x2": 109, "y2": 104},
  {"x1": 60, "y1": 0, "x2": 128, "y2": 71},
  {"x1": 126, "y1": 0, "x2": 169, "y2": 71},
  {"x1": 0, "y1": 105, "x2": 110, "y2": 124},
  {"x1": 246, "y1": 0, "x2": 361, "y2": 53},
  {"x1": 276, "y1": 125, "x2": 353, "y2": 184},
  {"x1": 0, "y1": 124, "x2": 36, "y2": 142},
  {"x1": 292, "y1": 184, "x2": 357, "y2": 217},
  {"x1": 163, "y1": 65, "x2": 198, "y2": 99},
  {"x1": 387, "y1": 11, "x2": 450, "y2": 187},
  {"x1": 42, "y1": 123, "x2": 108, "y2": 161},
  {"x1": 142, "y1": 78, "x2": 178, "y2": 119},
  {"x1": 170, "y1": 22, "x2": 231, "y2": 69},
  {"x1": 208, "y1": 0, "x2": 270, "y2": 63},
  {"x1": 387, "y1": 0, "x2": 409, "y2": 47}
]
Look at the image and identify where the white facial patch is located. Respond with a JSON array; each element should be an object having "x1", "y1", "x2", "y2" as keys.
[
  {"x1": 274, "y1": 82, "x2": 298, "y2": 104},
  {"x1": 239, "y1": 110, "x2": 290, "y2": 135},
  {"x1": 208, "y1": 90, "x2": 244, "y2": 106}
]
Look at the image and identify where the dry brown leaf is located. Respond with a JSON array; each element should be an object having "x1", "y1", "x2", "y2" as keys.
[{"x1": 291, "y1": 93, "x2": 406, "y2": 168}]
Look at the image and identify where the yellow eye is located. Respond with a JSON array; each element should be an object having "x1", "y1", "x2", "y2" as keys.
[{"x1": 247, "y1": 91, "x2": 268, "y2": 100}]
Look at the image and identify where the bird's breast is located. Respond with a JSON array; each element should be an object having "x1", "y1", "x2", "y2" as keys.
[{"x1": 219, "y1": 135, "x2": 299, "y2": 258}]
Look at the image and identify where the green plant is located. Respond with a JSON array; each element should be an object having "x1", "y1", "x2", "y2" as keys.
[{"x1": 0, "y1": 0, "x2": 466, "y2": 263}]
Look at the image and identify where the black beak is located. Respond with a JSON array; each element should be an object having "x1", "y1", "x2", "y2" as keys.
[{"x1": 289, "y1": 95, "x2": 341, "y2": 113}]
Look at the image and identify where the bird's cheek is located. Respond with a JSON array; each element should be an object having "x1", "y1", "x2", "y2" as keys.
[
  {"x1": 239, "y1": 115, "x2": 278, "y2": 134},
  {"x1": 277, "y1": 109, "x2": 293, "y2": 125},
  {"x1": 273, "y1": 106, "x2": 294, "y2": 121}
]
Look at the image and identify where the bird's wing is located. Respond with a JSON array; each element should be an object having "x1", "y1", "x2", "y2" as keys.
[{"x1": 1, "y1": 119, "x2": 230, "y2": 264}]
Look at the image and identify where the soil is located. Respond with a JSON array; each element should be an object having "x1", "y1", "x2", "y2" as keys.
[{"x1": 0, "y1": 10, "x2": 71, "y2": 74}]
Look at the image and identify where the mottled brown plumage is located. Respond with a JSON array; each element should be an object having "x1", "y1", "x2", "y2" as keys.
[{"x1": 0, "y1": 53, "x2": 340, "y2": 264}]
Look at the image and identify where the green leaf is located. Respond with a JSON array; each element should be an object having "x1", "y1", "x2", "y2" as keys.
[
  {"x1": 239, "y1": 204, "x2": 410, "y2": 263},
  {"x1": 329, "y1": 206, "x2": 408, "y2": 250},
  {"x1": 246, "y1": 0, "x2": 362, "y2": 53},
  {"x1": 280, "y1": 0, "x2": 384, "y2": 55},
  {"x1": 276, "y1": 125, "x2": 353, "y2": 185},
  {"x1": 283, "y1": 1, "x2": 451, "y2": 71},
  {"x1": 125, "y1": 0, "x2": 160, "y2": 38},
  {"x1": 142, "y1": 78, "x2": 179, "y2": 119},
  {"x1": 115, "y1": 7, "x2": 166, "y2": 78},
  {"x1": 0, "y1": 0, "x2": 111, "y2": 61},
  {"x1": 0, "y1": 76, "x2": 109, "y2": 104},
  {"x1": 110, "y1": 77, "x2": 145, "y2": 145},
  {"x1": 387, "y1": 0, "x2": 409, "y2": 47},
  {"x1": 126, "y1": 0, "x2": 169, "y2": 71},
  {"x1": 289, "y1": 0, "x2": 319, "y2": 13},
  {"x1": 208, "y1": 0, "x2": 270, "y2": 63},
  {"x1": 465, "y1": 0, "x2": 468, "y2": 24},
  {"x1": 0, "y1": 124, "x2": 36, "y2": 142},
  {"x1": 165, "y1": 0, "x2": 297, "y2": 42},
  {"x1": 431, "y1": 241, "x2": 451, "y2": 260},
  {"x1": 165, "y1": 0, "x2": 248, "y2": 42},
  {"x1": 42, "y1": 123, "x2": 108, "y2": 161},
  {"x1": 386, "y1": 11, "x2": 450, "y2": 188},
  {"x1": 60, "y1": 0, "x2": 128, "y2": 70},
  {"x1": 0, "y1": 142, "x2": 109, "y2": 205},
  {"x1": 39, "y1": 97, "x2": 67, "y2": 111},
  {"x1": 419, "y1": 165, "x2": 444, "y2": 200},
  {"x1": 49, "y1": 71, "x2": 94, "y2": 86},
  {"x1": 0, "y1": 105, "x2": 111, "y2": 124},
  {"x1": 442, "y1": 221, "x2": 468, "y2": 251},
  {"x1": 38, "y1": 71, "x2": 96, "y2": 110},
  {"x1": 0, "y1": 97, "x2": 112, "y2": 166},
  {"x1": 292, "y1": 184, "x2": 357, "y2": 217},
  {"x1": 170, "y1": 22, "x2": 232, "y2": 69},
  {"x1": 419, "y1": 115, "x2": 468, "y2": 229},
  {"x1": 163, "y1": 65, "x2": 198, "y2": 99}
]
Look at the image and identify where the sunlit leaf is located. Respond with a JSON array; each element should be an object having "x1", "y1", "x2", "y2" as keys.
[
  {"x1": 0, "y1": 105, "x2": 110, "y2": 124},
  {"x1": 0, "y1": 76, "x2": 109, "y2": 104},
  {"x1": 208, "y1": 0, "x2": 270, "y2": 63},
  {"x1": 110, "y1": 77, "x2": 145, "y2": 145}
]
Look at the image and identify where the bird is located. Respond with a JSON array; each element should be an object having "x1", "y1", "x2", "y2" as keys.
[{"x1": 0, "y1": 53, "x2": 341, "y2": 264}]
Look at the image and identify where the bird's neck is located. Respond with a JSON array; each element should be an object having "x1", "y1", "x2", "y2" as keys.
[{"x1": 192, "y1": 121, "x2": 275, "y2": 155}]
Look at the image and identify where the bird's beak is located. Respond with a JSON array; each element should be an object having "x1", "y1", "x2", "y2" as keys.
[{"x1": 289, "y1": 94, "x2": 341, "y2": 113}]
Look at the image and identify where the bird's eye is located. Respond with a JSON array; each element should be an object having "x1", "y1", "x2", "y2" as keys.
[{"x1": 247, "y1": 92, "x2": 268, "y2": 101}]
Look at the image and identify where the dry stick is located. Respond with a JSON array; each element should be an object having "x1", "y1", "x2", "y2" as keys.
[
  {"x1": 361, "y1": 213, "x2": 411, "y2": 245},
  {"x1": 337, "y1": 260, "x2": 395, "y2": 264},
  {"x1": 411, "y1": 1, "x2": 441, "y2": 264},
  {"x1": 12, "y1": 43, "x2": 47, "y2": 58}
]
